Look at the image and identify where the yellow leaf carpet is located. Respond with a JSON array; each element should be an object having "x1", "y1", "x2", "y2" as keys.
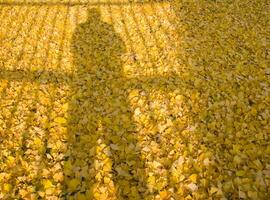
[{"x1": 0, "y1": 0, "x2": 269, "y2": 199}]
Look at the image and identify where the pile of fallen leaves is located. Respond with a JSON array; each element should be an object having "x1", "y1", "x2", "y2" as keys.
[{"x1": 0, "y1": 0, "x2": 269, "y2": 199}]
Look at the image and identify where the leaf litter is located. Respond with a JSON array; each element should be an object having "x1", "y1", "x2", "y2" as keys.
[{"x1": 0, "y1": 0, "x2": 269, "y2": 199}]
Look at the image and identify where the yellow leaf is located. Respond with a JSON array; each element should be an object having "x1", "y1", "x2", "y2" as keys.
[
  {"x1": 115, "y1": 166, "x2": 131, "y2": 177},
  {"x1": 236, "y1": 170, "x2": 245, "y2": 177},
  {"x1": 209, "y1": 187, "x2": 219, "y2": 195},
  {"x1": 34, "y1": 138, "x2": 43, "y2": 147},
  {"x1": 7, "y1": 156, "x2": 15, "y2": 165},
  {"x1": 62, "y1": 103, "x2": 69, "y2": 112},
  {"x1": 53, "y1": 172, "x2": 64, "y2": 182},
  {"x1": 3, "y1": 183, "x2": 12, "y2": 192},
  {"x1": 148, "y1": 176, "x2": 156, "y2": 186},
  {"x1": 77, "y1": 193, "x2": 86, "y2": 200},
  {"x1": 252, "y1": 159, "x2": 263, "y2": 170},
  {"x1": 104, "y1": 177, "x2": 111, "y2": 184},
  {"x1": 160, "y1": 190, "x2": 170, "y2": 199},
  {"x1": 64, "y1": 160, "x2": 72, "y2": 175},
  {"x1": 247, "y1": 191, "x2": 258, "y2": 199},
  {"x1": 54, "y1": 117, "x2": 67, "y2": 124},
  {"x1": 19, "y1": 189, "x2": 28, "y2": 197},
  {"x1": 239, "y1": 190, "x2": 247, "y2": 199},
  {"x1": 68, "y1": 179, "x2": 80, "y2": 192},
  {"x1": 187, "y1": 183, "x2": 198, "y2": 192},
  {"x1": 42, "y1": 179, "x2": 53, "y2": 189},
  {"x1": 38, "y1": 191, "x2": 45, "y2": 198},
  {"x1": 189, "y1": 174, "x2": 197, "y2": 183},
  {"x1": 233, "y1": 155, "x2": 242, "y2": 165}
]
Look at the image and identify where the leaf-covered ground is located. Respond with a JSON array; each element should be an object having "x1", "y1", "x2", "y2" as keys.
[{"x1": 0, "y1": 0, "x2": 269, "y2": 199}]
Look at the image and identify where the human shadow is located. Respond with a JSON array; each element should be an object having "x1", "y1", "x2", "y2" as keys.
[{"x1": 64, "y1": 8, "x2": 146, "y2": 199}]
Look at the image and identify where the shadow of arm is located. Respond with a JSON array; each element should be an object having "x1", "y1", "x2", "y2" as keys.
[{"x1": 0, "y1": 68, "x2": 72, "y2": 84}]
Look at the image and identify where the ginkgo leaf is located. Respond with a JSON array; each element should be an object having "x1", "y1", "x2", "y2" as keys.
[
  {"x1": 68, "y1": 179, "x2": 80, "y2": 192},
  {"x1": 42, "y1": 179, "x2": 53, "y2": 189},
  {"x1": 54, "y1": 117, "x2": 67, "y2": 124}
]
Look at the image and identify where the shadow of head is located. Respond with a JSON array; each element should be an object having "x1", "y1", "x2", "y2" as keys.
[
  {"x1": 86, "y1": 8, "x2": 101, "y2": 21},
  {"x1": 71, "y1": 7, "x2": 126, "y2": 74}
]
